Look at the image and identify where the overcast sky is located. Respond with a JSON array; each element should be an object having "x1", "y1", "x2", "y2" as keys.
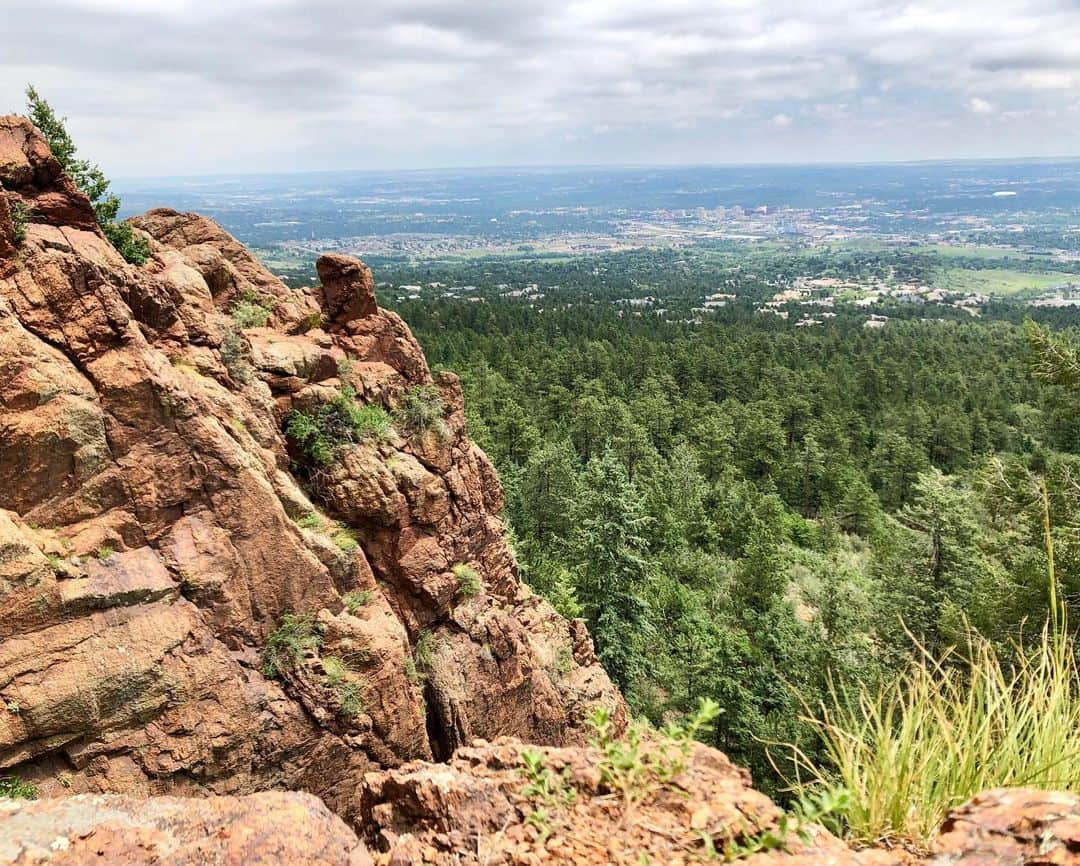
[{"x1": 3, "y1": 0, "x2": 1079, "y2": 176}]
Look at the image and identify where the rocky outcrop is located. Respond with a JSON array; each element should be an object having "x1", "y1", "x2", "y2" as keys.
[
  {"x1": 0, "y1": 791, "x2": 373, "y2": 865},
  {"x1": 0, "y1": 114, "x2": 622, "y2": 819},
  {"x1": 931, "y1": 788, "x2": 1080, "y2": 866},
  {"x1": 330, "y1": 737, "x2": 904, "y2": 866}
]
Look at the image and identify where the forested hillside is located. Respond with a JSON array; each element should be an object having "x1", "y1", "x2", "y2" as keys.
[{"x1": 398, "y1": 299, "x2": 1080, "y2": 794}]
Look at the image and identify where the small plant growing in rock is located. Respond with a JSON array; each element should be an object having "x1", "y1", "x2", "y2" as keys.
[
  {"x1": 219, "y1": 326, "x2": 253, "y2": 384},
  {"x1": 231, "y1": 298, "x2": 272, "y2": 329},
  {"x1": 722, "y1": 787, "x2": 852, "y2": 861},
  {"x1": 331, "y1": 524, "x2": 359, "y2": 552},
  {"x1": 321, "y1": 655, "x2": 364, "y2": 718},
  {"x1": 452, "y1": 563, "x2": 482, "y2": 598},
  {"x1": 520, "y1": 748, "x2": 577, "y2": 808},
  {"x1": 0, "y1": 775, "x2": 37, "y2": 800},
  {"x1": 262, "y1": 612, "x2": 321, "y2": 678},
  {"x1": 9, "y1": 199, "x2": 31, "y2": 245},
  {"x1": 586, "y1": 698, "x2": 721, "y2": 815},
  {"x1": 554, "y1": 644, "x2": 575, "y2": 677},
  {"x1": 394, "y1": 384, "x2": 449, "y2": 441},
  {"x1": 413, "y1": 630, "x2": 436, "y2": 673},
  {"x1": 295, "y1": 512, "x2": 324, "y2": 531},
  {"x1": 342, "y1": 589, "x2": 372, "y2": 614},
  {"x1": 96, "y1": 544, "x2": 116, "y2": 561},
  {"x1": 285, "y1": 387, "x2": 393, "y2": 465}
]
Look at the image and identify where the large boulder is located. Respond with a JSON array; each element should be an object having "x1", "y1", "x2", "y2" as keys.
[{"x1": 0, "y1": 791, "x2": 373, "y2": 865}]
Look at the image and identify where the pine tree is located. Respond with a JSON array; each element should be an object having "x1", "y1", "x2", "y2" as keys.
[{"x1": 24, "y1": 86, "x2": 149, "y2": 265}]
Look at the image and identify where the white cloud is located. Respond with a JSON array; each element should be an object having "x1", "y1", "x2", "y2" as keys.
[{"x1": 2, "y1": 0, "x2": 1080, "y2": 172}]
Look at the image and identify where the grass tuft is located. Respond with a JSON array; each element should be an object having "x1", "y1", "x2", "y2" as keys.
[
  {"x1": 262, "y1": 612, "x2": 321, "y2": 679},
  {"x1": 452, "y1": 563, "x2": 482, "y2": 598}
]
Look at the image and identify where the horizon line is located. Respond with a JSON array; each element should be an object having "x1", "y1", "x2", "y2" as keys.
[{"x1": 113, "y1": 153, "x2": 1080, "y2": 184}]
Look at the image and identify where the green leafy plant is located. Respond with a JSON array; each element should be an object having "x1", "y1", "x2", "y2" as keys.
[
  {"x1": 343, "y1": 589, "x2": 372, "y2": 614},
  {"x1": 8, "y1": 199, "x2": 30, "y2": 245},
  {"x1": 0, "y1": 775, "x2": 37, "y2": 800},
  {"x1": 284, "y1": 387, "x2": 393, "y2": 465},
  {"x1": 262, "y1": 612, "x2": 321, "y2": 678},
  {"x1": 586, "y1": 698, "x2": 721, "y2": 815},
  {"x1": 452, "y1": 563, "x2": 482, "y2": 598},
  {"x1": 520, "y1": 747, "x2": 577, "y2": 807},
  {"x1": 322, "y1": 655, "x2": 364, "y2": 717},
  {"x1": 722, "y1": 787, "x2": 852, "y2": 861},
  {"x1": 25, "y1": 86, "x2": 149, "y2": 265},
  {"x1": 96, "y1": 544, "x2": 116, "y2": 561},
  {"x1": 395, "y1": 384, "x2": 449, "y2": 440},
  {"x1": 102, "y1": 220, "x2": 150, "y2": 265}
]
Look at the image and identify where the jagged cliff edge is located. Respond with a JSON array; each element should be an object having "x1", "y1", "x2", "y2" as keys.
[{"x1": 0, "y1": 116, "x2": 1077, "y2": 866}]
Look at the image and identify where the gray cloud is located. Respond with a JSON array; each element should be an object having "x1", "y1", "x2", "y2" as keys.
[{"x1": 2, "y1": 0, "x2": 1079, "y2": 174}]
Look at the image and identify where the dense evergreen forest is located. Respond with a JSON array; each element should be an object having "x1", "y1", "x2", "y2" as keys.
[{"x1": 394, "y1": 298, "x2": 1080, "y2": 795}]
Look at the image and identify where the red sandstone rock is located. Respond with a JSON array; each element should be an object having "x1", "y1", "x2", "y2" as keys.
[
  {"x1": 0, "y1": 115, "x2": 622, "y2": 816},
  {"x1": 0, "y1": 791, "x2": 373, "y2": 865},
  {"x1": 317, "y1": 252, "x2": 379, "y2": 324},
  {"x1": 932, "y1": 788, "x2": 1080, "y2": 865}
]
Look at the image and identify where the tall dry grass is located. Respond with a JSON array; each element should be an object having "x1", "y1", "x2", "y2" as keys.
[{"x1": 787, "y1": 481, "x2": 1080, "y2": 845}]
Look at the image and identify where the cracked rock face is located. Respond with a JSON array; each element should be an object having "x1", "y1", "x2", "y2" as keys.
[{"x1": 0, "y1": 115, "x2": 624, "y2": 818}]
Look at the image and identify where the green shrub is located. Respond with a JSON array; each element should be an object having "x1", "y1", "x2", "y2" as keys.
[
  {"x1": 586, "y1": 698, "x2": 721, "y2": 812},
  {"x1": 0, "y1": 775, "x2": 37, "y2": 800},
  {"x1": 723, "y1": 787, "x2": 852, "y2": 861},
  {"x1": 96, "y1": 544, "x2": 116, "y2": 561},
  {"x1": 395, "y1": 384, "x2": 449, "y2": 440},
  {"x1": 284, "y1": 387, "x2": 393, "y2": 465},
  {"x1": 102, "y1": 220, "x2": 150, "y2": 265},
  {"x1": 9, "y1": 199, "x2": 30, "y2": 245},
  {"x1": 452, "y1": 563, "x2": 482, "y2": 598},
  {"x1": 343, "y1": 589, "x2": 372, "y2": 614},
  {"x1": 219, "y1": 327, "x2": 253, "y2": 384},
  {"x1": 262, "y1": 612, "x2": 321, "y2": 678},
  {"x1": 231, "y1": 299, "x2": 272, "y2": 329}
]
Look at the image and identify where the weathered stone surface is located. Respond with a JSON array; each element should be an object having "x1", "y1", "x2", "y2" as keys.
[
  {"x1": 0, "y1": 791, "x2": 373, "y2": 865},
  {"x1": 0, "y1": 115, "x2": 621, "y2": 815},
  {"x1": 317, "y1": 253, "x2": 378, "y2": 324},
  {"x1": 931, "y1": 788, "x2": 1080, "y2": 866},
  {"x1": 355, "y1": 737, "x2": 906, "y2": 866},
  {"x1": 0, "y1": 116, "x2": 99, "y2": 233}
]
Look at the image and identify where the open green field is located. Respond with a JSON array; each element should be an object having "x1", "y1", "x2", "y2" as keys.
[
  {"x1": 920, "y1": 243, "x2": 1025, "y2": 260},
  {"x1": 933, "y1": 267, "x2": 1079, "y2": 296}
]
